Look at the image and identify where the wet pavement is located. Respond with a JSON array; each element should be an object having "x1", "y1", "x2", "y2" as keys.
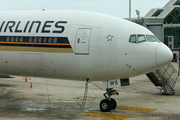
[{"x1": 0, "y1": 63, "x2": 180, "y2": 120}]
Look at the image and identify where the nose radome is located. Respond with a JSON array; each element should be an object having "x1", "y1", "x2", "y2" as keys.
[{"x1": 156, "y1": 44, "x2": 173, "y2": 68}]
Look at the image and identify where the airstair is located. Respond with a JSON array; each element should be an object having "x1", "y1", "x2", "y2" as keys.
[{"x1": 146, "y1": 63, "x2": 178, "y2": 94}]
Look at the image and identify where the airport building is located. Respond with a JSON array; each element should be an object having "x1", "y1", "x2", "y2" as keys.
[
  {"x1": 125, "y1": 0, "x2": 180, "y2": 95},
  {"x1": 128, "y1": 0, "x2": 180, "y2": 50}
]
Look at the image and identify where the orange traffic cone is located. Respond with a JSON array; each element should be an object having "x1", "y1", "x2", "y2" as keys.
[
  {"x1": 30, "y1": 82, "x2": 33, "y2": 88},
  {"x1": 25, "y1": 77, "x2": 27, "y2": 82}
]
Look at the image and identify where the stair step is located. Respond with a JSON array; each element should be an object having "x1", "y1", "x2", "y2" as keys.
[{"x1": 146, "y1": 63, "x2": 178, "y2": 94}]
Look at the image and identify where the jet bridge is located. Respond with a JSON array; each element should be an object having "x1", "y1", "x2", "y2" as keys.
[{"x1": 146, "y1": 63, "x2": 178, "y2": 94}]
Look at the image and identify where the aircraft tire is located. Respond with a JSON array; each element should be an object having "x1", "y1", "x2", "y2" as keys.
[
  {"x1": 100, "y1": 99, "x2": 112, "y2": 112},
  {"x1": 111, "y1": 98, "x2": 117, "y2": 110}
]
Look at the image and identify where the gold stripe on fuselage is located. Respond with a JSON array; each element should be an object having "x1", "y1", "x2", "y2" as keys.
[
  {"x1": 0, "y1": 42, "x2": 70, "y2": 46},
  {"x1": 0, "y1": 46, "x2": 74, "y2": 53}
]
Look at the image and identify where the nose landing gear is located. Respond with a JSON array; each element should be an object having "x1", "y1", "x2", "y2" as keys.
[{"x1": 99, "y1": 88, "x2": 119, "y2": 112}]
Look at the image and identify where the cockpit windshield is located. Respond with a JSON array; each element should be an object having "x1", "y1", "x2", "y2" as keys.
[
  {"x1": 129, "y1": 34, "x2": 159, "y2": 43},
  {"x1": 138, "y1": 35, "x2": 146, "y2": 43},
  {"x1": 146, "y1": 35, "x2": 159, "y2": 42}
]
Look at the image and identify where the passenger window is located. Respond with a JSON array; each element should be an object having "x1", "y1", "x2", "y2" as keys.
[
  {"x1": 129, "y1": 35, "x2": 136, "y2": 43},
  {"x1": 146, "y1": 35, "x2": 159, "y2": 42},
  {"x1": 138, "y1": 35, "x2": 146, "y2": 43}
]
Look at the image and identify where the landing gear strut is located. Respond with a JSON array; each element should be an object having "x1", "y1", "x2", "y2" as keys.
[{"x1": 100, "y1": 88, "x2": 119, "y2": 112}]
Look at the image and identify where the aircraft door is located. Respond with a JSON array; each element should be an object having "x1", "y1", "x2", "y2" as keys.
[{"x1": 75, "y1": 28, "x2": 92, "y2": 55}]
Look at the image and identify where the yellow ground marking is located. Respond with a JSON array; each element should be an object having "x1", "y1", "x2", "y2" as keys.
[
  {"x1": 116, "y1": 106, "x2": 158, "y2": 112},
  {"x1": 79, "y1": 112, "x2": 133, "y2": 120}
]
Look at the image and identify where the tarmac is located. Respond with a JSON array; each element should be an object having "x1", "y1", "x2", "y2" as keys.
[{"x1": 0, "y1": 62, "x2": 180, "y2": 120}]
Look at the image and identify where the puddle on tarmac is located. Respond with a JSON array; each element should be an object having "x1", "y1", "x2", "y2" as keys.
[{"x1": 0, "y1": 97, "x2": 100, "y2": 119}]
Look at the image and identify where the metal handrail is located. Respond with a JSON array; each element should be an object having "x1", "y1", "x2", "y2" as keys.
[{"x1": 146, "y1": 63, "x2": 178, "y2": 94}]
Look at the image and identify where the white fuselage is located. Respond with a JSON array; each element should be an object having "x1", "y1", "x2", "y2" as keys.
[{"x1": 0, "y1": 10, "x2": 173, "y2": 81}]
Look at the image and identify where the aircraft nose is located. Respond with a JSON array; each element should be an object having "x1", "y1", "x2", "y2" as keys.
[{"x1": 156, "y1": 44, "x2": 173, "y2": 68}]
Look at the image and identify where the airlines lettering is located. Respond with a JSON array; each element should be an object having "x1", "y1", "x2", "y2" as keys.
[{"x1": 0, "y1": 21, "x2": 67, "y2": 33}]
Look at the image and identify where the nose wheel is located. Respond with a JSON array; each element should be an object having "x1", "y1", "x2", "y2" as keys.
[
  {"x1": 100, "y1": 99, "x2": 112, "y2": 112},
  {"x1": 99, "y1": 88, "x2": 118, "y2": 112},
  {"x1": 111, "y1": 98, "x2": 117, "y2": 110}
]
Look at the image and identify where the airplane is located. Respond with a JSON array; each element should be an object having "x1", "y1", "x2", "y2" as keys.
[{"x1": 0, "y1": 10, "x2": 173, "y2": 112}]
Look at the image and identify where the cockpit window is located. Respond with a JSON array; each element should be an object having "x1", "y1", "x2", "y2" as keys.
[
  {"x1": 129, "y1": 34, "x2": 159, "y2": 43},
  {"x1": 129, "y1": 35, "x2": 136, "y2": 43},
  {"x1": 146, "y1": 35, "x2": 159, "y2": 42},
  {"x1": 138, "y1": 35, "x2": 146, "y2": 43}
]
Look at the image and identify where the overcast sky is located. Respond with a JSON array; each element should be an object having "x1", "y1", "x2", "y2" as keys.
[{"x1": 0, "y1": 0, "x2": 170, "y2": 18}]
